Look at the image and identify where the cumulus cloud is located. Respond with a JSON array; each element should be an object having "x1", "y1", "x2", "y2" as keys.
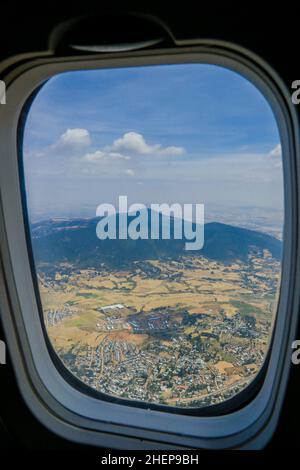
[
  {"x1": 55, "y1": 128, "x2": 91, "y2": 151},
  {"x1": 27, "y1": 128, "x2": 91, "y2": 160},
  {"x1": 109, "y1": 131, "x2": 185, "y2": 156},
  {"x1": 80, "y1": 131, "x2": 185, "y2": 178},
  {"x1": 27, "y1": 129, "x2": 187, "y2": 180},
  {"x1": 29, "y1": 129, "x2": 184, "y2": 167}
]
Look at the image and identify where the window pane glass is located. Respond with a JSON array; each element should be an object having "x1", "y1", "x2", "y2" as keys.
[{"x1": 23, "y1": 64, "x2": 283, "y2": 408}]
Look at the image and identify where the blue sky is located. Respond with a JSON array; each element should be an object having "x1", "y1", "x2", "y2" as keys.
[{"x1": 23, "y1": 63, "x2": 283, "y2": 225}]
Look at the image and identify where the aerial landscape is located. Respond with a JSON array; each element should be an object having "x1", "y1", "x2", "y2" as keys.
[
  {"x1": 23, "y1": 63, "x2": 284, "y2": 409},
  {"x1": 32, "y1": 215, "x2": 282, "y2": 408}
]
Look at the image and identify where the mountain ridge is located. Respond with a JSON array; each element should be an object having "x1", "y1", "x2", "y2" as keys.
[{"x1": 30, "y1": 213, "x2": 282, "y2": 270}]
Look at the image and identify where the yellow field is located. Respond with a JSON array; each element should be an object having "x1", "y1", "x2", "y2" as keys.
[{"x1": 42, "y1": 256, "x2": 276, "y2": 362}]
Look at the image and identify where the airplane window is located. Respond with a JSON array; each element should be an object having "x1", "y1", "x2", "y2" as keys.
[{"x1": 22, "y1": 64, "x2": 283, "y2": 409}]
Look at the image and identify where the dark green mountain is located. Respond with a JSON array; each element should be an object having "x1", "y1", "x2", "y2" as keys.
[{"x1": 30, "y1": 212, "x2": 282, "y2": 271}]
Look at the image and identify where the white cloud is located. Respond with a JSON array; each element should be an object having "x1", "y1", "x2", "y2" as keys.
[
  {"x1": 27, "y1": 128, "x2": 91, "y2": 159},
  {"x1": 84, "y1": 150, "x2": 130, "y2": 162},
  {"x1": 56, "y1": 128, "x2": 91, "y2": 151},
  {"x1": 28, "y1": 130, "x2": 185, "y2": 168},
  {"x1": 109, "y1": 131, "x2": 185, "y2": 156},
  {"x1": 267, "y1": 144, "x2": 282, "y2": 168},
  {"x1": 268, "y1": 144, "x2": 282, "y2": 159},
  {"x1": 81, "y1": 132, "x2": 184, "y2": 177}
]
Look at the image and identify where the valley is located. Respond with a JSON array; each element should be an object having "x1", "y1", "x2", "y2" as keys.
[{"x1": 38, "y1": 241, "x2": 280, "y2": 408}]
